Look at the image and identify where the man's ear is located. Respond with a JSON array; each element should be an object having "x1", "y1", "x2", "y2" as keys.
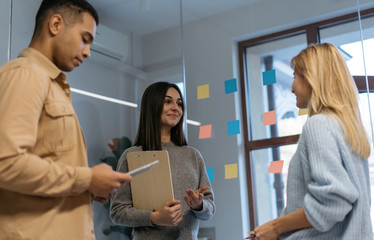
[{"x1": 48, "y1": 14, "x2": 64, "y2": 36}]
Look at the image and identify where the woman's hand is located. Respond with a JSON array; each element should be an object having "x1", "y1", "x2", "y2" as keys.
[
  {"x1": 253, "y1": 219, "x2": 280, "y2": 240},
  {"x1": 253, "y1": 208, "x2": 311, "y2": 240},
  {"x1": 184, "y1": 185, "x2": 209, "y2": 211},
  {"x1": 150, "y1": 200, "x2": 183, "y2": 226}
]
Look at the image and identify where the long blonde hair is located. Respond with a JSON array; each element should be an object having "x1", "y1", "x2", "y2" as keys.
[{"x1": 291, "y1": 43, "x2": 370, "y2": 159}]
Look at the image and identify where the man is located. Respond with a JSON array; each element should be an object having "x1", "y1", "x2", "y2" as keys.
[{"x1": 0, "y1": 0, "x2": 131, "y2": 239}]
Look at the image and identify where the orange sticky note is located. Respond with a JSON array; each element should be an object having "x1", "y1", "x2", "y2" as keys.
[
  {"x1": 197, "y1": 84, "x2": 210, "y2": 99},
  {"x1": 199, "y1": 124, "x2": 212, "y2": 139},
  {"x1": 298, "y1": 108, "x2": 308, "y2": 116},
  {"x1": 225, "y1": 163, "x2": 238, "y2": 179},
  {"x1": 263, "y1": 110, "x2": 276, "y2": 126},
  {"x1": 268, "y1": 160, "x2": 284, "y2": 173}
]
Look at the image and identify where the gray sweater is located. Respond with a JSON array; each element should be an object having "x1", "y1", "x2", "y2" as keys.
[
  {"x1": 280, "y1": 114, "x2": 372, "y2": 239},
  {"x1": 110, "y1": 142, "x2": 215, "y2": 240}
]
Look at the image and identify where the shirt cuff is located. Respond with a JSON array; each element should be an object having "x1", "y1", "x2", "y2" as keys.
[{"x1": 71, "y1": 167, "x2": 92, "y2": 195}]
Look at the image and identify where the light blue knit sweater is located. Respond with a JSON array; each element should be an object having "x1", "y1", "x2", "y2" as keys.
[{"x1": 280, "y1": 114, "x2": 372, "y2": 239}]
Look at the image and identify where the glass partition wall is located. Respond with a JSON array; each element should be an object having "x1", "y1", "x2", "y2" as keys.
[{"x1": 3, "y1": 0, "x2": 374, "y2": 239}]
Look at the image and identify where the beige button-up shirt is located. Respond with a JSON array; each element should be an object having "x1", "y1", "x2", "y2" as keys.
[{"x1": 0, "y1": 48, "x2": 95, "y2": 240}]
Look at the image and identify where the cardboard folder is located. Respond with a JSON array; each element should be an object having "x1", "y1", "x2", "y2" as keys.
[{"x1": 127, "y1": 150, "x2": 174, "y2": 210}]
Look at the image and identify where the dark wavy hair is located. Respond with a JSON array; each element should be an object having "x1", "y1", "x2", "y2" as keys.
[
  {"x1": 32, "y1": 0, "x2": 99, "y2": 37},
  {"x1": 134, "y1": 82, "x2": 188, "y2": 151}
]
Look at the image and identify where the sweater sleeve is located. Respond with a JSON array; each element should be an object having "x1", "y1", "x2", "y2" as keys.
[
  {"x1": 110, "y1": 150, "x2": 154, "y2": 227},
  {"x1": 191, "y1": 149, "x2": 216, "y2": 221},
  {"x1": 302, "y1": 115, "x2": 359, "y2": 232}
]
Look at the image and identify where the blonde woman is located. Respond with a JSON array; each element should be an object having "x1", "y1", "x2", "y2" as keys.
[{"x1": 254, "y1": 43, "x2": 372, "y2": 239}]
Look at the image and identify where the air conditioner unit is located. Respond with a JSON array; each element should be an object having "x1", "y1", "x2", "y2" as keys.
[
  {"x1": 89, "y1": 24, "x2": 147, "y2": 80},
  {"x1": 90, "y1": 24, "x2": 130, "y2": 65}
]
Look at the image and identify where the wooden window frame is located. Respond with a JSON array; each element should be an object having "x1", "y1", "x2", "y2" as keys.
[{"x1": 238, "y1": 7, "x2": 374, "y2": 230}]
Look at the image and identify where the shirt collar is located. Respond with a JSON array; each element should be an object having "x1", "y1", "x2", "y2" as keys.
[{"x1": 18, "y1": 47, "x2": 63, "y2": 81}]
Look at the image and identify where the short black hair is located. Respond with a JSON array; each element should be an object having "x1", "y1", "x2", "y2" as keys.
[{"x1": 33, "y1": 0, "x2": 99, "y2": 37}]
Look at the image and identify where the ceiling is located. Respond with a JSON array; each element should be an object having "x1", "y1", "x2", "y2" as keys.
[{"x1": 89, "y1": 0, "x2": 261, "y2": 36}]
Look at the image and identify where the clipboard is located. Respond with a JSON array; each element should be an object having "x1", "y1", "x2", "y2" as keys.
[{"x1": 127, "y1": 150, "x2": 174, "y2": 210}]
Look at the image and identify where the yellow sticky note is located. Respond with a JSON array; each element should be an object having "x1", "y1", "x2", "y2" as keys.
[
  {"x1": 298, "y1": 108, "x2": 308, "y2": 116},
  {"x1": 263, "y1": 110, "x2": 276, "y2": 126},
  {"x1": 225, "y1": 163, "x2": 238, "y2": 179},
  {"x1": 268, "y1": 160, "x2": 284, "y2": 173},
  {"x1": 199, "y1": 124, "x2": 212, "y2": 139},
  {"x1": 197, "y1": 84, "x2": 210, "y2": 99}
]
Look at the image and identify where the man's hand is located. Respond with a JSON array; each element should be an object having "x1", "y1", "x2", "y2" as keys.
[{"x1": 88, "y1": 163, "x2": 132, "y2": 201}]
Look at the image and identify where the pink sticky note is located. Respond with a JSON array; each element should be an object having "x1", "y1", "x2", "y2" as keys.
[
  {"x1": 199, "y1": 124, "x2": 212, "y2": 139},
  {"x1": 268, "y1": 160, "x2": 284, "y2": 173},
  {"x1": 263, "y1": 110, "x2": 276, "y2": 126}
]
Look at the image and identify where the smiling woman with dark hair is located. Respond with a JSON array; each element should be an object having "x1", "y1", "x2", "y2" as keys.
[
  {"x1": 133, "y1": 82, "x2": 187, "y2": 151},
  {"x1": 111, "y1": 81, "x2": 216, "y2": 240}
]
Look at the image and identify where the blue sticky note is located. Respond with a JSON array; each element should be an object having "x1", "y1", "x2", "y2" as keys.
[
  {"x1": 262, "y1": 69, "x2": 276, "y2": 85},
  {"x1": 227, "y1": 120, "x2": 240, "y2": 136},
  {"x1": 225, "y1": 78, "x2": 237, "y2": 94},
  {"x1": 206, "y1": 168, "x2": 214, "y2": 182}
]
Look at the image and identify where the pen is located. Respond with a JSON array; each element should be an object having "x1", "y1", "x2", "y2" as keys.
[
  {"x1": 127, "y1": 160, "x2": 159, "y2": 177},
  {"x1": 245, "y1": 230, "x2": 256, "y2": 239}
]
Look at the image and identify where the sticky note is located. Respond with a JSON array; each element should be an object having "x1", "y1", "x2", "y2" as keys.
[
  {"x1": 199, "y1": 124, "x2": 212, "y2": 139},
  {"x1": 263, "y1": 110, "x2": 276, "y2": 126},
  {"x1": 227, "y1": 120, "x2": 240, "y2": 136},
  {"x1": 268, "y1": 160, "x2": 284, "y2": 173},
  {"x1": 206, "y1": 168, "x2": 214, "y2": 182},
  {"x1": 262, "y1": 69, "x2": 276, "y2": 85},
  {"x1": 298, "y1": 108, "x2": 308, "y2": 116},
  {"x1": 225, "y1": 78, "x2": 237, "y2": 94},
  {"x1": 197, "y1": 84, "x2": 210, "y2": 99},
  {"x1": 225, "y1": 163, "x2": 238, "y2": 179}
]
